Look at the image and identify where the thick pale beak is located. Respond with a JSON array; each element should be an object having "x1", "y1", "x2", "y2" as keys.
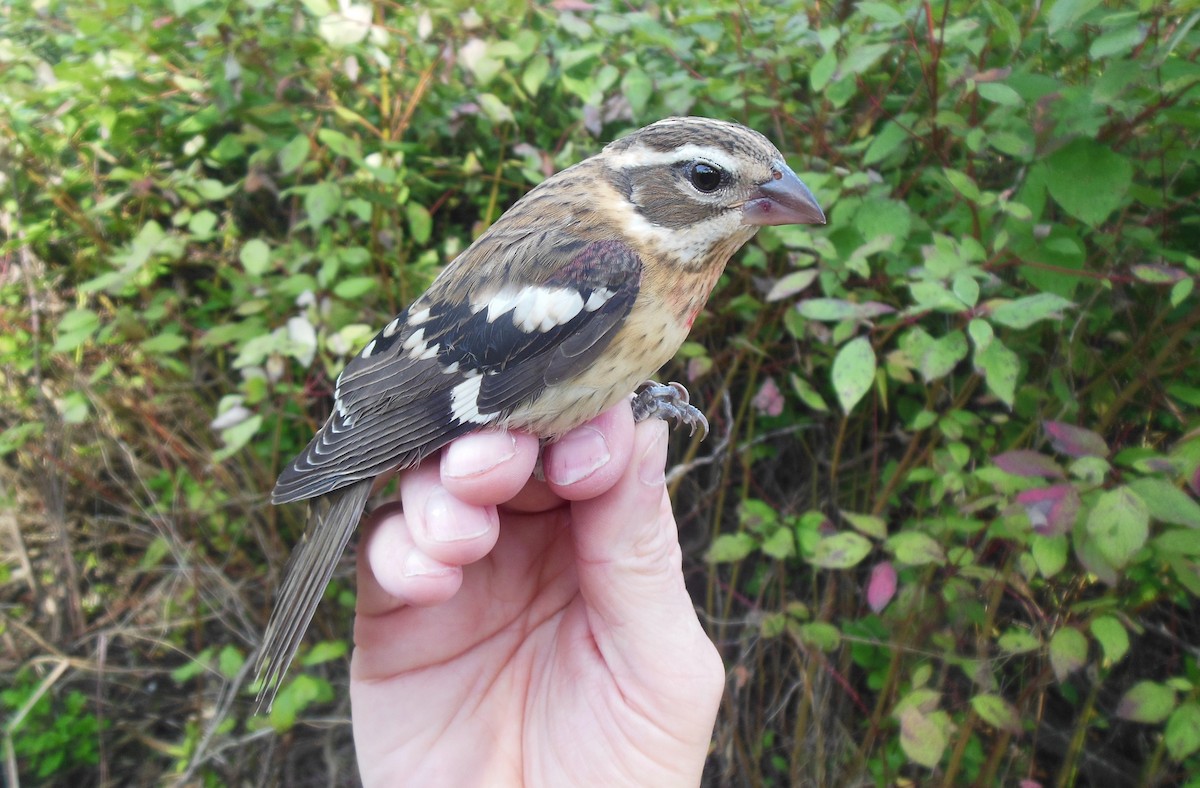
[{"x1": 742, "y1": 163, "x2": 825, "y2": 226}]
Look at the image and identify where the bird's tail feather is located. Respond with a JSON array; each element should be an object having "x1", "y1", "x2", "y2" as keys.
[{"x1": 253, "y1": 479, "x2": 372, "y2": 711}]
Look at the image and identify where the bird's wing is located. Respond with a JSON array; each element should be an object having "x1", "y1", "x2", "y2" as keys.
[{"x1": 272, "y1": 238, "x2": 643, "y2": 503}]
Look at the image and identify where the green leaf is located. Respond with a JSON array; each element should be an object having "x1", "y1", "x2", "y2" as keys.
[
  {"x1": 1090, "y1": 615, "x2": 1130, "y2": 664},
  {"x1": 1086, "y1": 486, "x2": 1150, "y2": 567},
  {"x1": 1090, "y1": 21, "x2": 1146, "y2": 59},
  {"x1": 215, "y1": 414, "x2": 263, "y2": 462},
  {"x1": 317, "y1": 128, "x2": 362, "y2": 161},
  {"x1": 797, "y1": 622, "x2": 842, "y2": 651},
  {"x1": 919, "y1": 330, "x2": 968, "y2": 382},
  {"x1": 997, "y1": 629, "x2": 1040, "y2": 654},
  {"x1": 477, "y1": 93, "x2": 515, "y2": 124},
  {"x1": 943, "y1": 168, "x2": 982, "y2": 203},
  {"x1": 279, "y1": 134, "x2": 310, "y2": 175},
  {"x1": 1047, "y1": 0, "x2": 1102, "y2": 36},
  {"x1": 522, "y1": 54, "x2": 551, "y2": 97},
  {"x1": 301, "y1": 640, "x2": 348, "y2": 666},
  {"x1": 53, "y1": 308, "x2": 101, "y2": 352},
  {"x1": 304, "y1": 181, "x2": 341, "y2": 228},
  {"x1": 218, "y1": 645, "x2": 245, "y2": 679},
  {"x1": 761, "y1": 528, "x2": 796, "y2": 560},
  {"x1": 333, "y1": 276, "x2": 376, "y2": 299},
  {"x1": 887, "y1": 532, "x2": 946, "y2": 566},
  {"x1": 1128, "y1": 478, "x2": 1200, "y2": 528},
  {"x1": 141, "y1": 333, "x2": 188, "y2": 353},
  {"x1": 139, "y1": 535, "x2": 171, "y2": 571},
  {"x1": 811, "y1": 532, "x2": 872, "y2": 569},
  {"x1": 863, "y1": 121, "x2": 909, "y2": 165},
  {"x1": 977, "y1": 82, "x2": 1022, "y2": 106},
  {"x1": 240, "y1": 239, "x2": 271, "y2": 276},
  {"x1": 971, "y1": 694, "x2": 1021, "y2": 733},
  {"x1": 1032, "y1": 533, "x2": 1069, "y2": 577},
  {"x1": 796, "y1": 298, "x2": 860, "y2": 321},
  {"x1": 897, "y1": 706, "x2": 948, "y2": 768},
  {"x1": 622, "y1": 68, "x2": 652, "y2": 116},
  {"x1": 1166, "y1": 703, "x2": 1200, "y2": 761},
  {"x1": 832, "y1": 337, "x2": 875, "y2": 413},
  {"x1": 842, "y1": 511, "x2": 887, "y2": 540},
  {"x1": 975, "y1": 339, "x2": 1020, "y2": 407},
  {"x1": 1044, "y1": 139, "x2": 1132, "y2": 226},
  {"x1": 789, "y1": 374, "x2": 829, "y2": 413},
  {"x1": 407, "y1": 202, "x2": 433, "y2": 245},
  {"x1": 1116, "y1": 681, "x2": 1176, "y2": 724},
  {"x1": 989, "y1": 293, "x2": 1073, "y2": 329},
  {"x1": 767, "y1": 270, "x2": 819, "y2": 302},
  {"x1": 1050, "y1": 627, "x2": 1088, "y2": 681},
  {"x1": 706, "y1": 532, "x2": 756, "y2": 563}
]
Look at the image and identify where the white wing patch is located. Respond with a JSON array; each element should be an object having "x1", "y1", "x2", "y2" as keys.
[
  {"x1": 448, "y1": 374, "x2": 498, "y2": 425},
  {"x1": 401, "y1": 327, "x2": 440, "y2": 360},
  {"x1": 478, "y1": 286, "x2": 593, "y2": 332},
  {"x1": 408, "y1": 305, "x2": 431, "y2": 326},
  {"x1": 585, "y1": 288, "x2": 613, "y2": 312}
]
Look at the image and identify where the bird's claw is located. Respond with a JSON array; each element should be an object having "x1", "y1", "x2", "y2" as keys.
[{"x1": 631, "y1": 381, "x2": 709, "y2": 440}]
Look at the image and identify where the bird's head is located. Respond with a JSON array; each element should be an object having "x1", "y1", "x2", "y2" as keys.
[{"x1": 597, "y1": 116, "x2": 825, "y2": 269}]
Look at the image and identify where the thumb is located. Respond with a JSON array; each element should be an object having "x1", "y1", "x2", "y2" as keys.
[{"x1": 570, "y1": 419, "x2": 724, "y2": 701}]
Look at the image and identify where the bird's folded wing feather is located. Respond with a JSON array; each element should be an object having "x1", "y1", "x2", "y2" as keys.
[{"x1": 272, "y1": 238, "x2": 643, "y2": 504}]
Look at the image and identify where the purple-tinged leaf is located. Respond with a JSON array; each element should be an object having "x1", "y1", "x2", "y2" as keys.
[
  {"x1": 1017, "y1": 485, "x2": 1081, "y2": 536},
  {"x1": 1131, "y1": 264, "x2": 1186, "y2": 284},
  {"x1": 752, "y1": 376, "x2": 785, "y2": 417},
  {"x1": 897, "y1": 707, "x2": 948, "y2": 768},
  {"x1": 867, "y1": 561, "x2": 897, "y2": 612},
  {"x1": 993, "y1": 450, "x2": 1065, "y2": 479},
  {"x1": 1191, "y1": 465, "x2": 1200, "y2": 498},
  {"x1": 1044, "y1": 421, "x2": 1108, "y2": 458},
  {"x1": 1116, "y1": 681, "x2": 1176, "y2": 724}
]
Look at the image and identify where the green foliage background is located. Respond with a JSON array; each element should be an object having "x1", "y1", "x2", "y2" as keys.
[{"x1": 2, "y1": 0, "x2": 1199, "y2": 784}]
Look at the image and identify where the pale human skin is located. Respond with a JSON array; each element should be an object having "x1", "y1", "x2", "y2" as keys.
[{"x1": 350, "y1": 404, "x2": 725, "y2": 787}]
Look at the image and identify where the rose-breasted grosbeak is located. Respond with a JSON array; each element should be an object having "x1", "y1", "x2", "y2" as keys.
[{"x1": 255, "y1": 116, "x2": 824, "y2": 707}]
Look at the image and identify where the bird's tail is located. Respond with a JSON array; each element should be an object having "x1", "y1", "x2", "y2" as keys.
[{"x1": 254, "y1": 479, "x2": 373, "y2": 711}]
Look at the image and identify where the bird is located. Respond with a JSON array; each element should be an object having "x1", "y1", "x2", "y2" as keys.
[{"x1": 255, "y1": 116, "x2": 825, "y2": 708}]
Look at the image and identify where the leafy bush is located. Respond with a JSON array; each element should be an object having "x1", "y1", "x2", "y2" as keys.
[{"x1": 2, "y1": 0, "x2": 1198, "y2": 784}]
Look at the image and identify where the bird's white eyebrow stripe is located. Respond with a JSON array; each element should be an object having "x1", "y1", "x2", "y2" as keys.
[{"x1": 605, "y1": 144, "x2": 740, "y2": 174}]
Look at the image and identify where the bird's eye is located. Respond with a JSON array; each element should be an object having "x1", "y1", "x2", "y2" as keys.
[{"x1": 687, "y1": 161, "x2": 724, "y2": 193}]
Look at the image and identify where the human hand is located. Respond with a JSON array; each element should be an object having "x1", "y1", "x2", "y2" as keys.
[{"x1": 350, "y1": 404, "x2": 724, "y2": 787}]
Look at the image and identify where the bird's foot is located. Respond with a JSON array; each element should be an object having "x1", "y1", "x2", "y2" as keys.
[{"x1": 631, "y1": 381, "x2": 709, "y2": 439}]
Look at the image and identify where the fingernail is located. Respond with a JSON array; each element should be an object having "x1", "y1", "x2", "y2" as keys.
[
  {"x1": 402, "y1": 550, "x2": 452, "y2": 578},
  {"x1": 546, "y1": 426, "x2": 610, "y2": 486},
  {"x1": 443, "y1": 431, "x2": 517, "y2": 478},
  {"x1": 423, "y1": 487, "x2": 492, "y2": 542},
  {"x1": 638, "y1": 423, "x2": 668, "y2": 487}
]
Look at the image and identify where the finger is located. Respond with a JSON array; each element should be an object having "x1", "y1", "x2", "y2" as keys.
[
  {"x1": 400, "y1": 457, "x2": 501, "y2": 567},
  {"x1": 541, "y1": 403, "x2": 635, "y2": 500},
  {"x1": 570, "y1": 419, "x2": 725, "y2": 698},
  {"x1": 356, "y1": 503, "x2": 462, "y2": 616},
  {"x1": 440, "y1": 428, "x2": 540, "y2": 505}
]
